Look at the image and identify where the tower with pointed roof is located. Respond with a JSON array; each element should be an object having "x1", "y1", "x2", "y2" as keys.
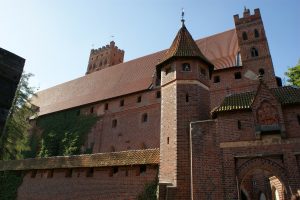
[{"x1": 157, "y1": 15, "x2": 214, "y2": 199}]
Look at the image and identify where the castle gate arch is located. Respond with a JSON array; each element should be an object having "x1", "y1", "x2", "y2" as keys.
[{"x1": 236, "y1": 157, "x2": 290, "y2": 200}]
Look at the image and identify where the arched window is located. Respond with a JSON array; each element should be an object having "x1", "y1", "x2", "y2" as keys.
[
  {"x1": 242, "y1": 32, "x2": 248, "y2": 40},
  {"x1": 251, "y1": 47, "x2": 259, "y2": 57},
  {"x1": 254, "y1": 29, "x2": 260, "y2": 38}
]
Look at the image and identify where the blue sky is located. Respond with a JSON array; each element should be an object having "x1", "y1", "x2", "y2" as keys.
[{"x1": 1, "y1": 0, "x2": 299, "y2": 90}]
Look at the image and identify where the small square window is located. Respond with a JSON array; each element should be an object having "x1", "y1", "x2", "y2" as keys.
[
  {"x1": 140, "y1": 165, "x2": 147, "y2": 174},
  {"x1": 235, "y1": 72, "x2": 242, "y2": 79},
  {"x1": 47, "y1": 170, "x2": 54, "y2": 178},
  {"x1": 214, "y1": 76, "x2": 220, "y2": 83},
  {"x1": 86, "y1": 168, "x2": 94, "y2": 177},
  {"x1": 182, "y1": 63, "x2": 191, "y2": 71},
  {"x1": 137, "y1": 96, "x2": 142, "y2": 103},
  {"x1": 120, "y1": 99, "x2": 124, "y2": 107},
  {"x1": 65, "y1": 169, "x2": 73, "y2": 178}
]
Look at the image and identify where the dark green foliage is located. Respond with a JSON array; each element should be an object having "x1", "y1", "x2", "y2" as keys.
[
  {"x1": 138, "y1": 178, "x2": 158, "y2": 200},
  {"x1": 285, "y1": 59, "x2": 300, "y2": 87},
  {"x1": 0, "y1": 73, "x2": 37, "y2": 160},
  {"x1": 0, "y1": 171, "x2": 23, "y2": 200},
  {"x1": 37, "y1": 109, "x2": 98, "y2": 157}
]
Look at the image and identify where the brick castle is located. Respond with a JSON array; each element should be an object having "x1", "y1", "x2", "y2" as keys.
[{"x1": 1, "y1": 8, "x2": 300, "y2": 200}]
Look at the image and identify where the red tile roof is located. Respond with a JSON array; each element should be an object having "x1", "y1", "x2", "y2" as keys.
[
  {"x1": 32, "y1": 29, "x2": 238, "y2": 116},
  {"x1": 0, "y1": 149, "x2": 160, "y2": 171}
]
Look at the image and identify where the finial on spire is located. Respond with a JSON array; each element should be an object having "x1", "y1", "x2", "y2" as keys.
[
  {"x1": 244, "y1": 6, "x2": 247, "y2": 11},
  {"x1": 181, "y1": 8, "x2": 185, "y2": 26}
]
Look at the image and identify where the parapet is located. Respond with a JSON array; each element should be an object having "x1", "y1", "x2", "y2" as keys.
[{"x1": 234, "y1": 8, "x2": 261, "y2": 25}]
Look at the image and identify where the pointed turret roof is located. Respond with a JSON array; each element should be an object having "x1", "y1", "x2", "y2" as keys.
[{"x1": 157, "y1": 23, "x2": 214, "y2": 69}]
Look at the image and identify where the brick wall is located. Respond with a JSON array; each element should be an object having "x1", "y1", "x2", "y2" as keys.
[
  {"x1": 81, "y1": 89, "x2": 161, "y2": 153},
  {"x1": 18, "y1": 165, "x2": 158, "y2": 200}
]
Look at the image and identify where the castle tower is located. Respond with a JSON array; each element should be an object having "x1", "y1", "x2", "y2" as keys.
[
  {"x1": 86, "y1": 41, "x2": 124, "y2": 74},
  {"x1": 234, "y1": 8, "x2": 277, "y2": 88},
  {"x1": 157, "y1": 18, "x2": 213, "y2": 199}
]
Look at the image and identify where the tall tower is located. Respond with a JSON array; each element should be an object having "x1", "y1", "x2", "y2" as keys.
[
  {"x1": 157, "y1": 17, "x2": 213, "y2": 199},
  {"x1": 86, "y1": 41, "x2": 124, "y2": 74},
  {"x1": 234, "y1": 8, "x2": 277, "y2": 88}
]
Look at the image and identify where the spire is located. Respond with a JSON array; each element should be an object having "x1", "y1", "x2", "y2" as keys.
[
  {"x1": 157, "y1": 19, "x2": 213, "y2": 71},
  {"x1": 181, "y1": 8, "x2": 185, "y2": 27}
]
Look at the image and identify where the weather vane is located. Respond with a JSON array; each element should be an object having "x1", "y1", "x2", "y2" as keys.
[{"x1": 181, "y1": 8, "x2": 185, "y2": 26}]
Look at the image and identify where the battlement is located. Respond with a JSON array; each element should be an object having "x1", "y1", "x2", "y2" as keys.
[
  {"x1": 234, "y1": 8, "x2": 261, "y2": 25},
  {"x1": 90, "y1": 41, "x2": 124, "y2": 55},
  {"x1": 86, "y1": 41, "x2": 125, "y2": 74}
]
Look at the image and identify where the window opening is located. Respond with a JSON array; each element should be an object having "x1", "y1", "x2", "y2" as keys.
[
  {"x1": 31, "y1": 170, "x2": 37, "y2": 178},
  {"x1": 137, "y1": 96, "x2": 142, "y2": 103},
  {"x1": 112, "y1": 119, "x2": 117, "y2": 128},
  {"x1": 254, "y1": 29, "x2": 260, "y2": 38},
  {"x1": 142, "y1": 113, "x2": 148, "y2": 123},
  {"x1": 242, "y1": 32, "x2": 248, "y2": 40},
  {"x1": 47, "y1": 169, "x2": 54, "y2": 178},
  {"x1": 113, "y1": 167, "x2": 118, "y2": 174},
  {"x1": 238, "y1": 120, "x2": 242, "y2": 130},
  {"x1": 165, "y1": 67, "x2": 171, "y2": 75},
  {"x1": 86, "y1": 168, "x2": 94, "y2": 177},
  {"x1": 214, "y1": 76, "x2": 220, "y2": 83},
  {"x1": 105, "y1": 103, "x2": 108, "y2": 110},
  {"x1": 167, "y1": 137, "x2": 169, "y2": 144},
  {"x1": 65, "y1": 169, "x2": 73, "y2": 178},
  {"x1": 120, "y1": 99, "x2": 124, "y2": 107},
  {"x1": 200, "y1": 68, "x2": 206, "y2": 76},
  {"x1": 185, "y1": 93, "x2": 189, "y2": 102},
  {"x1": 156, "y1": 91, "x2": 161, "y2": 98},
  {"x1": 182, "y1": 63, "x2": 191, "y2": 71},
  {"x1": 235, "y1": 72, "x2": 242, "y2": 79},
  {"x1": 90, "y1": 107, "x2": 94, "y2": 114},
  {"x1": 297, "y1": 115, "x2": 300, "y2": 125},
  {"x1": 251, "y1": 47, "x2": 259, "y2": 57},
  {"x1": 140, "y1": 165, "x2": 147, "y2": 174},
  {"x1": 259, "y1": 68, "x2": 265, "y2": 75}
]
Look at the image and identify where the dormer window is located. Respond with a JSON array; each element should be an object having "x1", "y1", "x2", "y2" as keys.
[{"x1": 182, "y1": 63, "x2": 191, "y2": 71}]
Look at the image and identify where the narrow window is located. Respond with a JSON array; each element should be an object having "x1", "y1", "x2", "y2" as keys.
[
  {"x1": 137, "y1": 96, "x2": 142, "y2": 103},
  {"x1": 105, "y1": 103, "x2": 109, "y2": 110},
  {"x1": 120, "y1": 99, "x2": 124, "y2": 107},
  {"x1": 142, "y1": 113, "x2": 148, "y2": 123},
  {"x1": 112, "y1": 119, "x2": 117, "y2": 128},
  {"x1": 113, "y1": 167, "x2": 118, "y2": 174},
  {"x1": 214, "y1": 76, "x2": 220, "y2": 83},
  {"x1": 238, "y1": 120, "x2": 242, "y2": 130},
  {"x1": 254, "y1": 29, "x2": 260, "y2": 38},
  {"x1": 47, "y1": 169, "x2": 54, "y2": 178},
  {"x1": 86, "y1": 168, "x2": 94, "y2": 177},
  {"x1": 90, "y1": 107, "x2": 94, "y2": 114},
  {"x1": 140, "y1": 165, "x2": 147, "y2": 174},
  {"x1": 259, "y1": 68, "x2": 265, "y2": 75},
  {"x1": 125, "y1": 169, "x2": 129, "y2": 176},
  {"x1": 65, "y1": 169, "x2": 73, "y2": 178},
  {"x1": 185, "y1": 93, "x2": 189, "y2": 102},
  {"x1": 251, "y1": 47, "x2": 259, "y2": 57},
  {"x1": 182, "y1": 63, "x2": 191, "y2": 71},
  {"x1": 242, "y1": 32, "x2": 248, "y2": 40},
  {"x1": 297, "y1": 115, "x2": 300, "y2": 125},
  {"x1": 167, "y1": 137, "x2": 169, "y2": 144},
  {"x1": 235, "y1": 72, "x2": 242, "y2": 79},
  {"x1": 31, "y1": 170, "x2": 37, "y2": 178},
  {"x1": 156, "y1": 91, "x2": 161, "y2": 98}
]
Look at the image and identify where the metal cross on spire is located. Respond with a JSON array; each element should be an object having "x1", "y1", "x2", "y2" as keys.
[{"x1": 181, "y1": 8, "x2": 185, "y2": 26}]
